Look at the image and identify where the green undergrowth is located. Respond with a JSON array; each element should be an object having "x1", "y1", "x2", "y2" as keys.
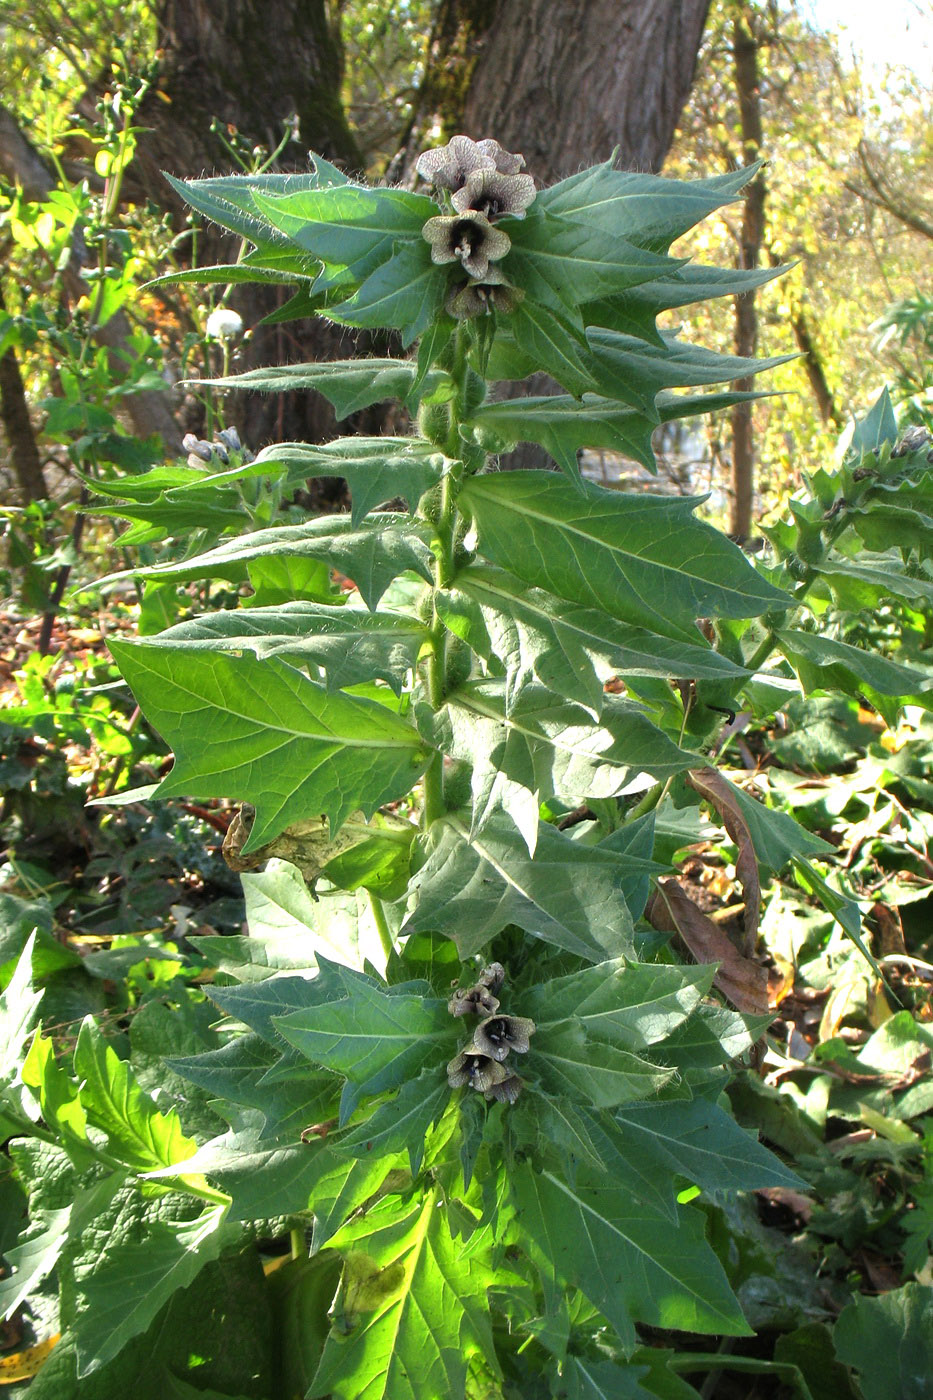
[{"x1": 1, "y1": 136, "x2": 932, "y2": 1398}]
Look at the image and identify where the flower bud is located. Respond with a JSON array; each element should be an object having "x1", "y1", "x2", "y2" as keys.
[
  {"x1": 477, "y1": 962, "x2": 505, "y2": 994},
  {"x1": 205, "y1": 306, "x2": 244, "y2": 340},
  {"x1": 447, "y1": 984, "x2": 500, "y2": 1018}
]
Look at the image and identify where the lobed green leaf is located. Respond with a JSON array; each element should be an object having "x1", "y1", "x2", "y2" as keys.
[{"x1": 109, "y1": 643, "x2": 431, "y2": 850}]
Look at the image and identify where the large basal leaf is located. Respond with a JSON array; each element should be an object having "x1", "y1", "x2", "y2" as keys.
[
  {"x1": 460, "y1": 472, "x2": 788, "y2": 642},
  {"x1": 109, "y1": 643, "x2": 431, "y2": 849},
  {"x1": 21, "y1": 1031, "x2": 91, "y2": 1163},
  {"x1": 111, "y1": 513, "x2": 434, "y2": 610},
  {"x1": 563, "y1": 1353, "x2": 702, "y2": 1400},
  {"x1": 0, "y1": 1172, "x2": 124, "y2": 1326},
  {"x1": 833, "y1": 1282, "x2": 933, "y2": 1400},
  {"x1": 274, "y1": 974, "x2": 456, "y2": 1120},
  {"x1": 429, "y1": 679, "x2": 695, "y2": 850},
  {"x1": 774, "y1": 628, "x2": 933, "y2": 726},
  {"x1": 511, "y1": 1163, "x2": 750, "y2": 1351},
  {"x1": 192, "y1": 866, "x2": 368, "y2": 981},
  {"x1": 198, "y1": 358, "x2": 442, "y2": 418},
  {"x1": 0, "y1": 1204, "x2": 73, "y2": 1320},
  {"x1": 308, "y1": 1185, "x2": 500, "y2": 1400},
  {"x1": 524, "y1": 959, "x2": 714, "y2": 1051},
  {"x1": 439, "y1": 563, "x2": 748, "y2": 716},
  {"x1": 148, "y1": 601, "x2": 428, "y2": 696},
  {"x1": 252, "y1": 437, "x2": 445, "y2": 524},
  {"x1": 401, "y1": 815, "x2": 643, "y2": 962},
  {"x1": 73, "y1": 1207, "x2": 231, "y2": 1377},
  {"x1": 612, "y1": 1097, "x2": 803, "y2": 1195},
  {"x1": 0, "y1": 935, "x2": 43, "y2": 1117}
]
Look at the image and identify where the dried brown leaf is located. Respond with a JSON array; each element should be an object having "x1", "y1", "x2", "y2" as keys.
[
  {"x1": 648, "y1": 876, "x2": 769, "y2": 1015},
  {"x1": 688, "y1": 767, "x2": 762, "y2": 953}
]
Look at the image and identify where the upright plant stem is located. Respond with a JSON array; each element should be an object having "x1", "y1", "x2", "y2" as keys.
[
  {"x1": 368, "y1": 891, "x2": 395, "y2": 962},
  {"x1": 421, "y1": 329, "x2": 467, "y2": 830}
]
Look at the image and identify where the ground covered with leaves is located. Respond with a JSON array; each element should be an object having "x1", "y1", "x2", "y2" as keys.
[{"x1": 2, "y1": 589, "x2": 932, "y2": 1396}]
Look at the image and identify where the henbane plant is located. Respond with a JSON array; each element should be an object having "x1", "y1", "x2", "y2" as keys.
[{"x1": 9, "y1": 134, "x2": 933, "y2": 1397}]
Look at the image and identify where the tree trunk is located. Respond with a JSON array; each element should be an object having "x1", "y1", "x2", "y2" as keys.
[
  {"x1": 0, "y1": 282, "x2": 48, "y2": 503},
  {"x1": 729, "y1": 8, "x2": 766, "y2": 543},
  {"x1": 132, "y1": 0, "x2": 370, "y2": 470},
  {"x1": 135, "y1": 0, "x2": 363, "y2": 195},
  {"x1": 791, "y1": 308, "x2": 842, "y2": 429},
  {"x1": 393, "y1": 0, "x2": 711, "y2": 469},
  {"x1": 397, "y1": 0, "x2": 710, "y2": 182}
]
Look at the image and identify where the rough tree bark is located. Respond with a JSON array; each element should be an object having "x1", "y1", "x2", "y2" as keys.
[
  {"x1": 3, "y1": 3, "x2": 712, "y2": 470},
  {"x1": 394, "y1": 0, "x2": 712, "y2": 468},
  {"x1": 396, "y1": 0, "x2": 711, "y2": 182},
  {"x1": 729, "y1": 7, "x2": 766, "y2": 542},
  {"x1": 134, "y1": 0, "x2": 363, "y2": 198},
  {"x1": 0, "y1": 283, "x2": 48, "y2": 502},
  {"x1": 130, "y1": 0, "x2": 374, "y2": 462}
]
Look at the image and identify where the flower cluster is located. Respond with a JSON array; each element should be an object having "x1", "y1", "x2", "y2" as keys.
[
  {"x1": 417, "y1": 135, "x2": 533, "y2": 321},
  {"x1": 182, "y1": 426, "x2": 252, "y2": 470},
  {"x1": 447, "y1": 962, "x2": 535, "y2": 1104}
]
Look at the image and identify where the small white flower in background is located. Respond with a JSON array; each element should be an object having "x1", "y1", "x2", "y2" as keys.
[{"x1": 205, "y1": 307, "x2": 244, "y2": 340}]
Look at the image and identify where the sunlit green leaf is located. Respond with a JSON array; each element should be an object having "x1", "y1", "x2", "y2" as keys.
[
  {"x1": 309, "y1": 1185, "x2": 500, "y2": 1400},
  {"x1": 109, "y1": 513, "x2": 434, "y2": 610},
  {"x1": 198, "y1": 358, "x2": 443, "y2": 417},
  {"x1": 72, "y1": 1018, "x2": 196, "y2": 1174},
  {"x1": 402, "y1": 815, "x2": 643, "y2": 961},
  {"x1": 110, "y1": 644, "x2": 431, "y2": 849},
  {"x1": 148, "y1": 601, "x2": 428, "y2": 695},
  {"x1": 460, "y1": 472, "x2": 789, "y2": 642},
  {"x1": 511, "y1": 1163, "x2": 750, "y2": 1350},
  {"x1": 253, "y1": 437, "x2": 445, "y2": 524},
  {"x1": 775, "y1": 628, "x2": 933, "y2": 725},
  {"x1": 275, "y1": 974, "x2": 455, "y2": 1119},
  {"x1": 440, "y1": 563, "x2": 747, "y2": 715}
]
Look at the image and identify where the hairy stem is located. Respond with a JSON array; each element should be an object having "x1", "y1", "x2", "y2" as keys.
[
  {"x1": 368, "y1": 890, "x2": 395, "y2": 961},
  {"x1": 421, "y1": 329, "x2": 468, "y2": 830}
]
